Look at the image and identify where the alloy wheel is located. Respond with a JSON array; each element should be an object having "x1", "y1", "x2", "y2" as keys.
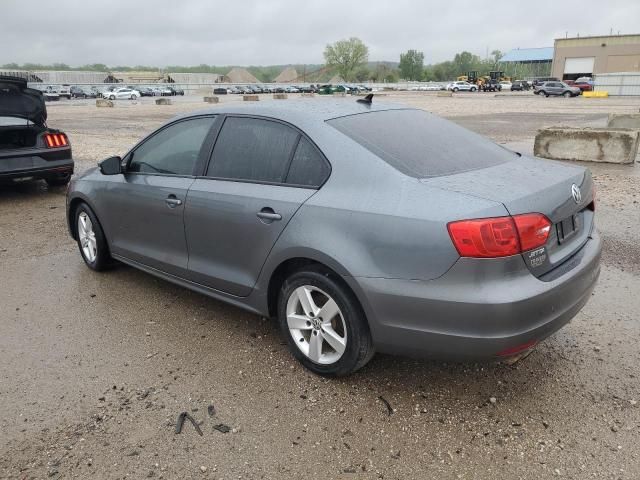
[
  {"x1": 78, "y1": 211, "x2": 97, "y2": 263},
  {"x1": 286, "y1": 285, "x2": 347, "y2": 365}
]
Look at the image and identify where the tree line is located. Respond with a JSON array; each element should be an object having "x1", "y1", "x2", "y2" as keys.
[{"x1": 1, "y1": 38, "x2": 547, "y2": 83}]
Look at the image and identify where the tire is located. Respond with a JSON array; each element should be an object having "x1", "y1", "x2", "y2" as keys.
[
  {"x1": 130, "y1": 94, "x2": 136, "y2": 100},
  {"x1": 74, "y1": 203, "x2": 111, "y2": 271},
  {"x1": 45, "y1": 173, "x2": 71, "y2": 187},
  {"x1": 471, "y1": 87, "x2": 476, "y2": 92},
  {"x1": 277, "y1": 267, "x2": 374, "y2": 376},
  {"x1": 453, "y1": 87, "x2": 459, "y2": 92},
  {"x1": 109, "y1": 95, "x2": 115, "y2": 100},
  {"x1": 563, "y1": 91, "x2": 571, "y2": 98}
]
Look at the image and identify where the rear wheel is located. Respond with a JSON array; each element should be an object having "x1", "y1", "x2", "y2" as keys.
[
  {"x1": 278, "y1": 267, "x2": 374, "y2": 376},
  {"x1": 109, "y1": 95, "x2": 115, "y2": 100},
  {"x1": 74, "y1": 203, "x2": 111, "y2": 271}
]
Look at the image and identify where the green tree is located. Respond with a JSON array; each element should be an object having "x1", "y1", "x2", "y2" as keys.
[
  {"x1": 452, "y1": 51, "x2": 481, "y2": 75},
  {"x1": 324, "y1": 37, "x2": 369, "y2": 82},
  {"x1": 399, "y1": 49, "x2": 424, "y2": 81},
  {"x1": 490, "y1": 49, "x2": 504, "y2": 66}
]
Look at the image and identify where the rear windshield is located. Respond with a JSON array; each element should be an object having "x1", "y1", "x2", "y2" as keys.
[{"x1": 327, "y1": 109, "x2": 514, "y2": 178}]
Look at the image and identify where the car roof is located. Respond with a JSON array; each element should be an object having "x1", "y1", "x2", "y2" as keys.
[{"x1": 178, "y1": 98, "x2": 412, "y2": 127}]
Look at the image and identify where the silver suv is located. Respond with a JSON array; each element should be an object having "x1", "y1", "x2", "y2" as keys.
[{"x1": 534, "y1": 81, "x2": 581, "y2": 97}]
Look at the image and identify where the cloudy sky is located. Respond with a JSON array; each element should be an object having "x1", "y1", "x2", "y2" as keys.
[{"x1": 1, "y1": 0, "x2": 638, "y2": 67}]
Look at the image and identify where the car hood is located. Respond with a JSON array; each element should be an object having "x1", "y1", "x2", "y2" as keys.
[{"x1": 0, "y1": 76, "x2": 47, "y2": 126}]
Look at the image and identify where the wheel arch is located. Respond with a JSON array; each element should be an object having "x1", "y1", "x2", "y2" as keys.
[
  {"x1": 265, "y1": 255, "x2": 363, "y2": 321},
  {"x1": 67, "y1": 194, "x2": 105, "y2": 242}
]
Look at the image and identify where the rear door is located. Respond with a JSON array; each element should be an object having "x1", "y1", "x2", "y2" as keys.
[
  {"x1": 184, "y1": 116, "x2": 330, "y2": 296},
  {"x1": 100, "y1": 115, "x2": 217, "y2": 277}
]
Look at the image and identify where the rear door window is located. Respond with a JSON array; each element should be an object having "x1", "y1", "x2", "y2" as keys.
[
  {"x1": 207, "y1": 117, "x2": 299, "y2": 183},
  {"x1": 327, "y1": 109, "x2": 515, "y2": 178}
]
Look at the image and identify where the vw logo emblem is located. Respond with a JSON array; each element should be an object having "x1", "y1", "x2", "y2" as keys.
[{"x1": 571, "y1": 184, "x2": 582, "y2": 204}]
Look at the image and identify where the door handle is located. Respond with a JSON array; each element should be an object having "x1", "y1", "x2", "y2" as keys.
[
  {"x1": 257, "y1": 208, "x2": 282, "y2": 222},
  {"x1": 165, "y1": 195, "x2": 182, "y2": 208}
]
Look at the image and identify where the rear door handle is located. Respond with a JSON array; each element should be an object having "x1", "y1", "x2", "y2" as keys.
[
  {"x1": 165, "y1": 195, "x2": 182, "y2": 208},
  {"x1": 257, "y1": 208, "x2": 282, "y2": 221}
]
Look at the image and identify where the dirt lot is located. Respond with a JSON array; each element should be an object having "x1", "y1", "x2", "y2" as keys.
[{"x1": 1, "y1": 92, "x2": 639, "y2": 479}]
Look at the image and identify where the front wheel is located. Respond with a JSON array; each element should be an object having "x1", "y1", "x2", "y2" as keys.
[
  {"x1": 278, "y1": 267, "x2": 374, "y2": 376},
  {"x1": 130, "y1": 94, "x2": 137, "y2": 100},
  {"x1": 471, "y1": 87, "x2": 476, "y2": 92},
  {"x1": 453, "y1": 87, "x2": 459, "y2": 92},
  {"x1": 109, "y1": 95, "x2": 115, "y2": 100},
  {"x1": 563, "y1": 91, "x2": 572, "y2": 98},
  {"x1": 74, "y1": 203, "x2": 111, "y2": 271}
]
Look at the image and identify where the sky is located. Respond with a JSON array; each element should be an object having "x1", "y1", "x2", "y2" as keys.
[{"x1": 1, "y1": 0, "x2": 639, "y2": 67}]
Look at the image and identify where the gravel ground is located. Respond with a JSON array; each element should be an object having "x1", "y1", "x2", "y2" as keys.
[{"x1": 1, "y1": 92, "x2": 639, "y2": 479}]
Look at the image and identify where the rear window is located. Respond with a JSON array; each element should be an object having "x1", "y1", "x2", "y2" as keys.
[{"x1": 327, "y1": 109, "x2": 514, "y2": 178}]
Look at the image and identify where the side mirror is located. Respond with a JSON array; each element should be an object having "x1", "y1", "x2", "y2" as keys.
[{"x1": 99, "y1": 156, "x2": 122, "y2": 175}]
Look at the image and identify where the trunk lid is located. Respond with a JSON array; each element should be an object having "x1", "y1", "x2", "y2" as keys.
[
  {"x1": 422, "y1": 156, "x2": 595, "y2": 277},
  {"x1": 0, "y1": 76, "x2": 47, "y2": 126}
]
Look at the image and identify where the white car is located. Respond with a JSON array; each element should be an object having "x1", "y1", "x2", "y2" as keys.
[
  {"x1": 420, "y1": 84, "x2": 442, "y2": 91},
  {"x1": 499, "y1": 81, "x2": 513, "y2": 91},
  {"x1": 447, "y1": 81, "x2": 477, "y2": 92},
  {"x1": 44, "y1": 85, "x2": 71, "y2": 99},
  {"x1": 104, "y1": 87, "x2": 140, "y2": 100}
]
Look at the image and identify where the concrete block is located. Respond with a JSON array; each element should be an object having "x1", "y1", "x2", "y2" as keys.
[
  {"x1": 96, "y1": 99, "x2": 113, "y2": 107},
  {"x1": 534, "y1": 127, "x2": 639, "y2": 164},
  {"x1": 273, "y1": 93, "x2": 288, "y2": 100},
  {"x1": 608, "y1": 114, "x2": 640, "y2": 129},
  {"x1": 437, "y1": 91, "x2": 453, "y2": 97},
  {"x1": 203, "y1": 96, "x2": 219, "y2": 104},
  {"x1": 301, "y1": 93, "x2": 315, "y2": 97},
  {"x1": 155, "y1": 98, "x2": 172, "y2": 105},
  {"x1": 243, "y1": 95, "x2": 259, "y2": 101}
]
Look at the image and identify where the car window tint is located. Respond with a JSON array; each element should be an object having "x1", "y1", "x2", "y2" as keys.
[
  {"x1": 128, "y1": 117, "x2": 215, "y2": 175},
  {"x1": 208, "y1": 117, "x2": 299, "y2": 183},
  {"x1": 328, "y1": 109, "x2": 514, "y2": 178},
  {"x1": 286, "y1": 137, "x2": 329, "y2": 187}
]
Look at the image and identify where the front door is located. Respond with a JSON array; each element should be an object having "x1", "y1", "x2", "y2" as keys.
[
  {"x1": 184, "y1": 116, "x2": 330, "y2": 296},
  {"x1": 102, "y1": 116, "x2": 217, "y2": 277}
]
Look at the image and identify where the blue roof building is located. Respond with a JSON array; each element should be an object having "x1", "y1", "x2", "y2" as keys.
[
  {"x1": 501, "y1": 47, "x2": 554, "y2": 63},
  {"x1": 499, "y1": 47, "x2": 553, "y2": 78}
]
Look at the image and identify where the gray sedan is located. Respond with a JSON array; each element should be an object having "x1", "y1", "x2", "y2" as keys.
[{"x1": 66, "y1": 99, "x2": 601, "y2": 376}]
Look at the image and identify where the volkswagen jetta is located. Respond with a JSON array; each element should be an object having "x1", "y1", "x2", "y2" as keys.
[{"x1": 66, "y1": 98, "x2": 601, "y2": 375}]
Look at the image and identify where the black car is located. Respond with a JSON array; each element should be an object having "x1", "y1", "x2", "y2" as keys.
[
  {"x1": 167, "y1": 86, "x2": 185, "y2": 96},
  {"x1": 0, "y1": 76, "x2": 73, "y2": 186},
  {"x1": 510, "y1": 81, "x2": 530, "y2": 92},
  {"x1": 137, "y1": 87, "x2": 156, "y2": 97},
  {"x1": 213, "y1": 87, "x2": 228, "y2": 95},
  {"x1": 70, "y1": 86, "x2": 97, "y2": 98}
]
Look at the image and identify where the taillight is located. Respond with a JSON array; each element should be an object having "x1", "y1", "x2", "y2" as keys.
[
  {"x1": 513, "y1": 214, "x2": 552, "y2": 252},
  {"x1": 448, "y1": 213, "x2": 551, "y2": 258},
  {"x1": 44, "y1": 133, "x2": 69, "y2": 148},
  {"x1": 447, "y1": 217, "x2": 520, "y2": 258}
]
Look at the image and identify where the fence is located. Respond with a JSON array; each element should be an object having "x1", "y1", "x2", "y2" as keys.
[{"x1": 594, "y1": 72, "x2": 640, "y2": 96}]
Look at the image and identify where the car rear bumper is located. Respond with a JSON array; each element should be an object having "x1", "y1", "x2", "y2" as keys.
[
  {"x1": 351, "y1": 230, "x2": 602, "y2": 360},
  {"x1": 0, "y1": 152, "x2": 73, "y2": 181}
]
